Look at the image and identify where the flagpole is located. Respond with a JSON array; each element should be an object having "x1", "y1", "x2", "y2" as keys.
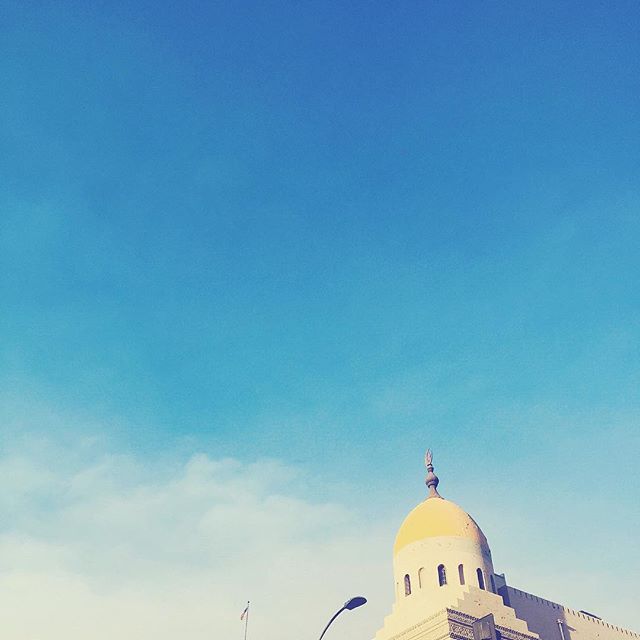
[{"x1": 243, "y1": 601, "x2": 249, "y2": 640}]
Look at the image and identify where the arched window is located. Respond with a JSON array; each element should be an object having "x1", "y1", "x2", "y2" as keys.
[
  {"x1": 418, "y1": 567, "x2": 425, "y2": 588},
  {"x1": 477, "y1": 568, "x2": 485, "y2": 590},
  {"x1": 437, "y1": 564, "x2": 447, "y2": 586},
  {"x1": 490, "y1": 574, "x2": 496, "y2": 593},
  {"x1": 458, "y1": 564, "x2": 465, "y2": 585},
  {"x1": 404, "y1": 574, "x2": 411, "y2": 596}
]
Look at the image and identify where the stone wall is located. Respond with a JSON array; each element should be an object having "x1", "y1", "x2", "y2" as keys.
[{"x1": 500, "y1": 587, "x2": 639, "y2": 640}]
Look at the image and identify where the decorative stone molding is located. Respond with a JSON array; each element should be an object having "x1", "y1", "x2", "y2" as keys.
[
  {"x1": 380, "y1": 607, "x2": 539, "y2": 640},
  {"x1": 445, "y1": 608, "x2": 538, "y2": 640},
  {"x1": 449, "y1": 621, "x2": 474, "y2": 640}
]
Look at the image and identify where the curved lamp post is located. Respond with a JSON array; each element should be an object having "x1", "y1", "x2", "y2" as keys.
[{"x1": 318, "y1": 596, "x2": 367, "y2": 640}]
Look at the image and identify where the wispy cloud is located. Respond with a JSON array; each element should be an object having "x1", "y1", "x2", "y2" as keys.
[{"x1": 0, "y1": 433, "x2": 391, "y2": 640}]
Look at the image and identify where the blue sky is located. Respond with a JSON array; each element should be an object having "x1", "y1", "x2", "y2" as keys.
[{"x1": 1, "y1": 2, "x2": 639, "y2": 638}]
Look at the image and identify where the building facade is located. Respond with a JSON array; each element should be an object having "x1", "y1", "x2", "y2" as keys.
[{"x1": 375, "y1": 452, "x2": 638, "y2": 640}]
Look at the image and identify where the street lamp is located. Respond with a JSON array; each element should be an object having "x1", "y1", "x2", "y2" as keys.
[{"x1": 318, "y1": 596, "x2": 367, "y2": 640}]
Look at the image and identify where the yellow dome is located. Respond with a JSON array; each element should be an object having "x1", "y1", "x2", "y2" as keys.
[{"x1": 394, "y1": 497, "x2": 489, "y2": 555}]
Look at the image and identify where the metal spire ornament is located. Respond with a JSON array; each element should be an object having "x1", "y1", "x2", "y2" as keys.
[{"x1": 425, "y1": 449, "x2": 442, "y2": 499}]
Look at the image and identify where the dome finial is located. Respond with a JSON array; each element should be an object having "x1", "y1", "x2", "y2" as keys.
[{"x1": 424, "y1": 449, "x2": 442, "y2": 499}]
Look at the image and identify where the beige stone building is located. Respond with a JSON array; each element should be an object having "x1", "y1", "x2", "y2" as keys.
[{"x1": 375, "y1": 452, "x2": 638, "y2": 640}]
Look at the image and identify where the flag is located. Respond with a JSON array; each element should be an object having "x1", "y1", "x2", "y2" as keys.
[{"x1": 240, "y1": 603, "x2": 249, "y2": 621}]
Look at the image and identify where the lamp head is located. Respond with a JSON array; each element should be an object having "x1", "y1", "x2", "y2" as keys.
[{"x1": 344, "y1": 596, "x2": 367, "y2": 610}]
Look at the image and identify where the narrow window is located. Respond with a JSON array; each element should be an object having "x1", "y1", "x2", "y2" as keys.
[
  {"x1": 418, "y1": 567, "x2": 425, "y2": 588},
  {"x1": 404, "y1": 574, "x2": 411, "y2": 596},
  {"x1": 438, "y1": 564, "x2": 447, "y2": 586},
  {"x1": 490, "y1": 574, "x2": 496, "y2": 593},
  {"x1": 458, "y1": 564, "x2": 465, "y2": 585},
  {"x1": 477, "y1": 568, "x2": 485, "y2": 590}
]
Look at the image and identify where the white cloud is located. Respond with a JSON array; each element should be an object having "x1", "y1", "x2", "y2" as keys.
[
  {"x1": 2, "y1": 402, "x2": 638, "y2": 640},
  {"x1": 0, "y1": 438, "x2": 393, "y2": 640}
]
